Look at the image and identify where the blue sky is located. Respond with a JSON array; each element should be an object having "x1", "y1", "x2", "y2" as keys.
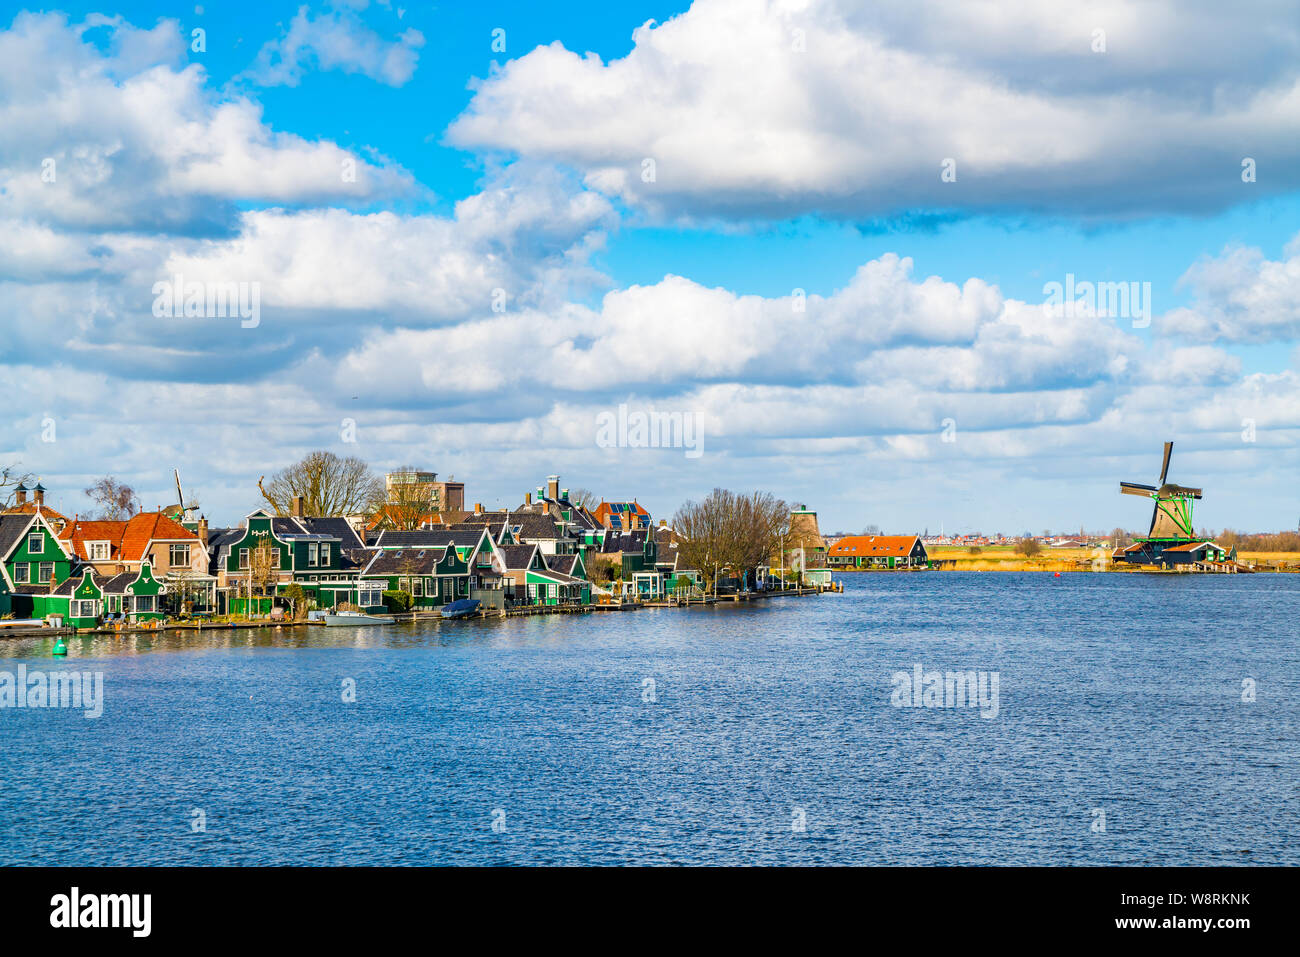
[{"x1": 2, "y1": 0, "x2": 1298, "y2": 534}]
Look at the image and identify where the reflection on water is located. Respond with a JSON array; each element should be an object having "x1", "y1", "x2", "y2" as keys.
[{"x1": 2, "y1": 572, "x2": 1297, "y2": 866}]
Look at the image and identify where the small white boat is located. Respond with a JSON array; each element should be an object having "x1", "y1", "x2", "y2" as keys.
[{"x1": 322, "y1": 611, "x2": 395, "y2": 627}]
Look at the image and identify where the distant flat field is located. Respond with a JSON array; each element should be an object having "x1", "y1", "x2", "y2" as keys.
[{"x1": 924, "y1": 545, "x2": 1299, "y2": 571}]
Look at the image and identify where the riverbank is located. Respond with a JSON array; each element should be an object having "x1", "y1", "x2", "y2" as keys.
[{"x1": 923, "y1": 545, "x2": 1300, "y2": 572}]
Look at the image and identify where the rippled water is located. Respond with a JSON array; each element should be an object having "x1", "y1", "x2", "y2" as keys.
[{"x1": 1, "y1": 572, "x2": 1296, "y2": 865}]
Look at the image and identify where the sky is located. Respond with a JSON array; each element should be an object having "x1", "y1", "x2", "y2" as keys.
[{"x1": 2, "y1": 0, "x2": 1298, "y2": 535}]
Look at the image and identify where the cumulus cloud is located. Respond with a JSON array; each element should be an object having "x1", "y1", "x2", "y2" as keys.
[
  {"x1": 0, "y1": 12, "x2": 413, "y2": 235},
  {"x1": 246, "y1": 3, "x2": 425, "y2": 87},
  {"x1": 335, "y1": 253, "x2": 1138, "y2": 401},
  {"x1": 447, "y1": 0, "x2": 1300, "y2": 222},
  {"x1": 1161, "y1": 234, "x2": 1300, "y2": 343}
]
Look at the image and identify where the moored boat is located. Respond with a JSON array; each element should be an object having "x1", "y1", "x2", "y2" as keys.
[
  {"x1": 440, "y1": 598, "x2": 481, "y2": 619},
  {"x1": 322, "y1": 611, "x2": 395, "y2": 627}
]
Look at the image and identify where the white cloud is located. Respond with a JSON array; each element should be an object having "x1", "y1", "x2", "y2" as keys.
[
  {"x1": 1162, "y1": 234, "x2": 1300, "y2": 343},
  {"x1": 0, "y1": 12, "x2": 413, "y2": 235},
  {"x1": 447, "y1": 0, "x2": 1300, "y2": 222},
  {"x1": 246, "y1": 4, "x2": 425, "y2": 87}
]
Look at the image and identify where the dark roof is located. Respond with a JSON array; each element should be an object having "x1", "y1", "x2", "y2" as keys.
[
  {"x1": 362, "y1": 548, "x2": 448, "y2": 576},
  {"x1": 374, "y1": 528, "x2": 485, "y2": 550},
  {"x1": 0, "y1": 513, "x2": 33, "y2": 558},
  {"x1": 498, "y1": 544, "x2": 538, "y2": 569},
  {"x1": 293, "y1": 517, "x2": 365, "y2": 549},
  {"x1": 544, "y1": 554, "x2": 578, "y2": 576},
  {"x1": 507, "y1": 512, "x2": 562, "y2": 541}
]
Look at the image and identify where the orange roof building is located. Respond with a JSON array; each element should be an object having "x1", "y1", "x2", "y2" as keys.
[
  {"x1": 827, "y1": 535, "x2": 929, "y2": 569},
  {"x1": 60, "y1": 510, "x2": 204, "y2": 576}
]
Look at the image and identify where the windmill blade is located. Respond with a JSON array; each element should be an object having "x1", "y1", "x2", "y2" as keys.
[
  {"x1": 1120, "y1": 482, "x2": 1157, "y2": 497},
  {"x1": 1158, "y1": 442, "x2": 1173, "y2": 484}
]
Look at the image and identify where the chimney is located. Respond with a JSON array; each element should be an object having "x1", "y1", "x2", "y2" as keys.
[
  {"x1": 660, "y1": 519, "x2": 667, "y2": 527},
  {"x1": 474, "y1": 502, "x2": 483, "y2": 515},
  {"x1": 291, "y1": 494, "x2": 305, "y2": 517},
  {"x1": 198, "y1": 516, "x2": 209, "y2": 548},
  {"x1": 14, "y1": 484, "x2": 26, "y2": 506},
  {"x1": 546, "y1": 475, "x2": 560, "y2": 502},
  {"x1": 33, "y1": 483, "x2": 45, "y2": 506},
  {"x1": 525, "y1": 492, "x2": 532, "y2": 507}
]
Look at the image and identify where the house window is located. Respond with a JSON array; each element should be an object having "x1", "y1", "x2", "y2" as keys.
[
  {"x1": 72, "y1": 600, "x2": 98, "y2": 618},
  {"x1": 319, "y1": 544, "x2": 330, "y2": 565},
  {"x1": 307, "y1": 543, "x2": 318, "y2": 566},
  {"x1": 134, "y1": 595, "x2": 155, "y2": 613},
  {"x1": 13, "y1": 564, "x2": 27, "y2": 583},
  {"x1": 27, "y1": 533, "x2": 43, "y2": 554},
  {"x1": 358, "y1": 585, "x2": 383, "y2": 606},
  {"x1": 89, "y1": 542, "x2": 110, "y2": 561},
  {"x1": 170, "y1": 544, "x2": 190, "y2": 566},
  {"x1": 38, "y1": 563, "x2": 53, "y2": 583},
  {"x1": 239, "y1": 548, "x2": 250, "y2": 569},
  {"x1": 428, "y1": 579, "x2": 438, "y2": 598},
  {"x1": 412, "y1": 579, "x2": 423, "y2": 597}
]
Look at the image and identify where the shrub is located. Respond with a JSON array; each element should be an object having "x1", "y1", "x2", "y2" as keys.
[{"x1": 383, "y1": 589, "x2": 413, "y2": 612}]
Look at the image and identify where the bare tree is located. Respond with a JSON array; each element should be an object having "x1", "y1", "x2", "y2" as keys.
[
  {"x1": 567, "y1": 487, "x2": 599, "y2": 509},
  {"x1": 1, "y1": 463, "x2": 34, "y2": 506},
  {"x1": 84, "y1": 476, "x2": 140, "y2": 520},
  {"x1": 258, "y1": 451, "x2": 383, "y2": 517},
  {"x1": 376, "y1": 467, "x2": 441, "y2": 530},
  {"x1": 673, "y1": 489, "x2": 789, "y2": 591}
]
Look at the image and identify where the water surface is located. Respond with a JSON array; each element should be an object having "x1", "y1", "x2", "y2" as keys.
[{"x1": 2, "y1": 572, "x2": 1296, "y2": 865}]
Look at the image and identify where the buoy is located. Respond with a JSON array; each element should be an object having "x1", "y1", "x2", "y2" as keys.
[
  {"x1": 1054, "y1": 572, "x2": 1061, "y2": 578},
  {"x1": 53, "y1": 637, "x2": 68, "y2": 657}
]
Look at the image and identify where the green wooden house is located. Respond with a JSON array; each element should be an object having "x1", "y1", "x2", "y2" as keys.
[{"x1": 357, "y1": 546, "x2": 471, "y2": 611}]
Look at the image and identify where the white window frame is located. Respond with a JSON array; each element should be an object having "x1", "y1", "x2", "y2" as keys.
[
  {"x1": 72, "y1": 599, "x2": 99, "y2": 618},
  {"x1": 169, "y1": 544, "x2": 190, "y2": 566},
  {"x1": 13, "y1": 563, "x2": 27, "y2": 583},
  {"x1": 428, "y1": 578, "x2": 438, "y2": 598},
  {"x1": 89, "y1": 541, "x2": 111, "y2": 561},
  {"x1": 134, "y1": 595, "x2": 155, "y2": 613},
  {"x1": 37, "y1": 562, "x2": 53, "y2": 583},
  {"x1": 239, "y1": 548, "x2": 250, "y2": 570},
  {"x1": 358, "y1": 585, "x2": 383, "y2": 607},
  {"x1": 27, "y1": 532, "x2": 43, "y2": 554},
  {"x1": 412, "y1": 578, "x2": 423, "y2": 597},
  {"x1": 319, "y1": 544, "x2": 329, "y2": 565}
]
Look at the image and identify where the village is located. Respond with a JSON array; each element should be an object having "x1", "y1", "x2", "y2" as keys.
[
  {"x1": 0, "y1": 441, "x2": 1289, "y2": 635},
  {"x1": 0, "y1": 467, "x2": 842, "y2": 633}
]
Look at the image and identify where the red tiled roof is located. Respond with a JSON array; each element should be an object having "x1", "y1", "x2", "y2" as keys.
[
  {"x1": 828, "y1": 535, "x2": 921, "y2": 558},
  {"x1": 60, "y1": 511, "x2": 197, "y2": 562},
  {"x1": 3, "y1": 503, "x2": 68, "y2": 523}
]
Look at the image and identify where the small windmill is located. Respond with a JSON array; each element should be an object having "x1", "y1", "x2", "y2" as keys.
[{"x1": 1120, "y1": 442, "x2": 1203, "y2": 540}]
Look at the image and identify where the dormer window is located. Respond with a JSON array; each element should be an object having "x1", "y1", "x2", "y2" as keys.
[{"x1": 89, "y1": 541, "x2": 110, "y2": 561}]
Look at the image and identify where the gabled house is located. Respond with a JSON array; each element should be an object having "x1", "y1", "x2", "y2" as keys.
[
  {"x1": 356, "y1": 546, "x2": 472, "y2": 611},
  {"x1": 40, "y1": 562, "x2": 167, "y2": 628},
  {"x1": 58, "y1": 510, "x2": 213, "y2": 609},
  {"x1": 0, "y1": 511, "x2": 75, "y2": 616}
]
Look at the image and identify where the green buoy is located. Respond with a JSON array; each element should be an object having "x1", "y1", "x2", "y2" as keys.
[{"x1": 52, "y1": 636, "x2": 67, "y2": 657}]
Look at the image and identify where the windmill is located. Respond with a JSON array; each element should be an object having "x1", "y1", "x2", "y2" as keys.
[
  {"x1": 1120, "y1": 442, "x2": 1203, "y2": 539},
  {"x1": 1118, "y1": 442, "x2": 1218, "y2": 566}
]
